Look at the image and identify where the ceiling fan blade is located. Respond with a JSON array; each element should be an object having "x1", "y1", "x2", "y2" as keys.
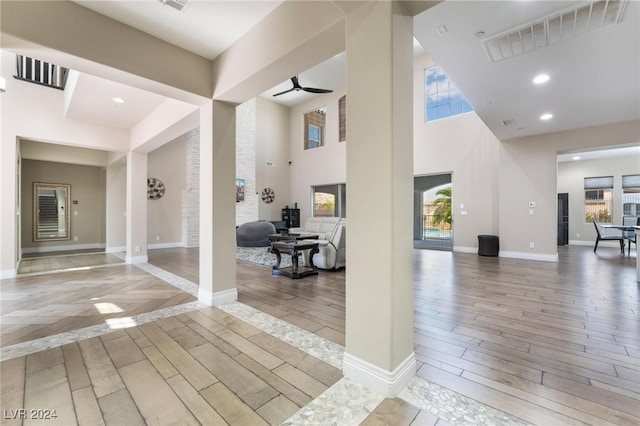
[
  {"x1": 290, "y1": 76, "x2": 301, "y2": 88},
  {"x1": 302, "y1": 87, "x2": 333, "y2": 94},
  {"x1": 272, "y1": 87, "x2": 295, "y2": 97}
]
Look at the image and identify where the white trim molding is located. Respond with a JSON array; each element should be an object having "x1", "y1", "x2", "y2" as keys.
[
  {"x1": 198, "y1": 287, "x2": 238, "y2": 306},
  {"x1": 499, "y1": 251, "x2": 558, "y2": 262},
  {"x1": 1, "y1": 269, "x2": 17, "y2": 280},
  {"x1": 126, "y1": 254, "x2": 148, "y2": 264},
  {"x1": 343, "y1": 351, "x2": 416, "y2": 398},
  {"x1": 148, "y1": 242, "x2": 185, "y2": 250},
  {"x1": 22, "y1": 243, "x2": 104, "y2": 255},
  {"x1": 453, "y1": 246, "x2": 477, "y2": 254}
]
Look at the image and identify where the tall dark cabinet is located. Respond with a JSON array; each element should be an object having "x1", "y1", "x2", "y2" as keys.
[{"x1": 282, "y1": 208, "x2": 300, "y2": 228}]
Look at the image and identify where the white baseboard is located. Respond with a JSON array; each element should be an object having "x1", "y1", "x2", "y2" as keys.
[
  {"x1": 569, "y1": 239, "x2": 620, "y2": 248},
  {"x1": 106, "y1": 246, "x2": 126, "y2": 253},
  {"x1": 198, "y1": 288, "x2": 238, "y2": 306},
  {"x1": 453, "y1": 246, "x2": 477, "y2": 253},
  {"x1": 1, "y1": 269, "x2": 17, "y2": 280},
  {"x1": 22, "y1": 243, "x2": 104, "y2": 255},
  {"x1": 499, "y1": 251, "x2": 558, "y2": 262},
  {"x1": 126, "y1": 254, "x2": 148, "y2": 264},
  {"x1": 148, "y1": 242, "x2": 185, "y2": 250},
  {"x1": 342, "y1": 351, "x2": 416, "y2": 398}
]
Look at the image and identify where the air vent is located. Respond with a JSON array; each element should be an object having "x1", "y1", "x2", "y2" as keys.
[
  {"x1": 483, "y1": 0, "x2": 627, "y2": 63},
  {"x1": 265, "y1": 161, "x2": 276, "y2": 167},
  {"x1": 157, "y1": 0, "x2": 190, "y2": 12},
  {"x1": 502, "y1": 119, "x2": 516, "y2": 126},
  {"x1": 14, "y1": 55, "x2": 69, "y2": 90}
]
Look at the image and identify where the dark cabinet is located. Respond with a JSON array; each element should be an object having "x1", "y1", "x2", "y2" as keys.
[{"x1": 282, "y1": 208, "x2": 300, "y2": 228}]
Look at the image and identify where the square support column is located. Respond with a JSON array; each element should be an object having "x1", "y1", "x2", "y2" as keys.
[
  {"x1": 199, "y1": 100, "x2": 237, "y2": 305},
  {"x1": 126, "y1": 151, "x2": 148, "y2": 264},
  {"x1": 343, "y1": 1, "x2": 416, "y2": 397}
]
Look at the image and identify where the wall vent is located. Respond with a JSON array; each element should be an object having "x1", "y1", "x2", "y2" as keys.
[
  {"x1": 265, "y1": 161, "x2": 276, "y2": 167},
  {"x1": 483, "y1": 0, "x2": 627, "y2": 63},
  {"x1": 157, "y1": 0, "x2": 191, "y2": 12}
]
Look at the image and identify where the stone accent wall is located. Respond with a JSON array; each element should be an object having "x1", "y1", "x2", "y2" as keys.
[
  {"x1": 182, "y1": 128, "x2": 200, "y2": 247},
  {"x1": 236, "y1": 99, "x2": 258, "y2": 226}
]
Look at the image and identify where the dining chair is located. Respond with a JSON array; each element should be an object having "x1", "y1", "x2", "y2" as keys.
[
  {"x1": 622, "y1": 216, "x2": 638, "y2": 256},
  {"x1": 592, "y1": 218, "x2": 624, "y2": 254}
]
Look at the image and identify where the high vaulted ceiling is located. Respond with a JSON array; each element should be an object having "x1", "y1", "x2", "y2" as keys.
[{"x1": 17, "y1": 1, "x2": 640, "y2": 145}]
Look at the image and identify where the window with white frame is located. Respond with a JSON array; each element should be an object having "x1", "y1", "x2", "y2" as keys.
[
  {"x1": 425, "y1": 66, "x2": 473, "y2": 122},
  {"x1": 584, "y1": 176, "x2": 613, "y2": 223},
  {"x1": 304, "y1": 106, "x2": 326, "y2": 150},
  {"x1": 622, "y1": 174, "x2": 640, "y2": 218},
  {"x1": 312, "y1": 184, "x2": 346, "y2": 218}
]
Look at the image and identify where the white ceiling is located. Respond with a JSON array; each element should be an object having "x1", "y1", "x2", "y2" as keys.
[{"x1": 59, "y1": 0, "x2": 639, "y2": 155}]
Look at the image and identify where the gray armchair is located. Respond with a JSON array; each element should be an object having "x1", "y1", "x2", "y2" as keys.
[{"x1": 592, "y1": 218, "x2": 624, "y2": 254}]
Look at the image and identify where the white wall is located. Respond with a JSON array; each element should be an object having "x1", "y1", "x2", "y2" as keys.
[
  {"x1": 558, "y1": 154, "x2": 640, "y2": 246},
  {"x1": 288, "y1": 90, "x2": 347, "y2": 223},
  {"x1": 106, "y1": 164, "x2": 126, "y2": 251}
]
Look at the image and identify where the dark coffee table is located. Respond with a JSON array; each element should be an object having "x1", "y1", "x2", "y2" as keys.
[{"x1": 269, "y1": 241, "x2": 319, "y2": 279}]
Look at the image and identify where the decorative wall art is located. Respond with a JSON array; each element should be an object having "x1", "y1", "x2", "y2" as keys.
[
  {"x1": 236, "y1": 179, "x2": 245, "y2": 202},
  {"x1": 147, "y1": 178, "x2": 165, "y2": 200},
  {"x1": 261, "y1": 187, "x2": 275, "y2": 204}
]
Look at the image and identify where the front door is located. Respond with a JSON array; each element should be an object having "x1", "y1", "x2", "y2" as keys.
[{"x1": 557, "y1": 193, "x2": 569, "y2": 245}]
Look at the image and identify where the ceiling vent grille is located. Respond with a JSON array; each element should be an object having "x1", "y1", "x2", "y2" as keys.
[
  {"x1": 157, "y1": 0, "x2": 190, "y2": 12},
  {"x1": 483, "y1": 0, "x2": 627, "y2": 63}
]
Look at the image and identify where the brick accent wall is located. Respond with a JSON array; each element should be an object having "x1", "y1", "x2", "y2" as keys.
[
  {"x1": 182, "y1": 128, "x2": 200, "y2": 247},
  {"x1": 236, "y1": 99, "x2": 258, "y2": 225}
]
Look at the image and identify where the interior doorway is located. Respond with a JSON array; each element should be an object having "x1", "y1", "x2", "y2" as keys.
[
  {"x1": 558, "y1": 193, "x2": 569, "y2": 245},
  {"x1": 414, "y1": 173, "x2": 453, "y2": 250}
]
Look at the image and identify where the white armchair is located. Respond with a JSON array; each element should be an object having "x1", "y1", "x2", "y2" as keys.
[{"x1": 301, "y1": 219, "x2": 346, "y2": 270}]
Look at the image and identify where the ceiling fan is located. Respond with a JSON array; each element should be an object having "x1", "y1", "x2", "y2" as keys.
[{"x1": 272, "y1": 76, "x2": 333, "y2": 97}]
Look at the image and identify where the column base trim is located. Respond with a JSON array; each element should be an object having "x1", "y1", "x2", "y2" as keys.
[
  {"x1": 1, "y1": 269, "x2": 17, "y2": 280},
  {"x1": 198, "y1": 287, "x2": 238, "y2": 306},
  {"x1": 126, "y1": 255, "x2": 148, "y2": 264},
  {"x1": 343, "y1": 351, "x2": 416, "y2": 398}
]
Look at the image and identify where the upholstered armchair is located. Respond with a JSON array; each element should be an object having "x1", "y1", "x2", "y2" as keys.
[{"x1": 301, "y1": 219, "x2": 346, "y2": 270}]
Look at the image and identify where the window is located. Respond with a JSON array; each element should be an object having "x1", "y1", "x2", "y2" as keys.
[
  {"x1": 313, "y1": 184, "x2": 346, "y2": 218},
  {"x1": 339, "y1": 95, "x2": 346, "y2": 142},
  {"x1": 304, "y1": 107, "x2": 326, "y2": 150},
  {"x1": 622, "y1": 174, "x2": 640, "y2": 217},
  {"x1": 584, "y1": 176, "x2": 613, "y2": 223},
  {"x1": 425, "y1": 66, "x2": 473, "y2": 122}
]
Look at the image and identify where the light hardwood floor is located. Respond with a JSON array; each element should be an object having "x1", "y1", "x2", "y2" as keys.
[{"x1": 1, "y1": 245, "x2": 638, "y2": 425}]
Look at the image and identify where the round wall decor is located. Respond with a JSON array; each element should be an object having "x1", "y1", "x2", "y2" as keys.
[
  {"x1": 147, "y1": 178, "x2": 165, "y2": 200},
  {"x1": 261, "y1": 187, "x2": 275, "y2": 204}
]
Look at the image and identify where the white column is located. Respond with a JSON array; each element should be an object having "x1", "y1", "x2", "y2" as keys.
[
  {"x1": 199, "y1": 100, "x2": 237, "y2": 305},
  {"x1": 126, "y1": 151, "x2": 148, "y2": 263},
  {"x1": 343, "y1": 1, "x2": 416, "y2": 397}
]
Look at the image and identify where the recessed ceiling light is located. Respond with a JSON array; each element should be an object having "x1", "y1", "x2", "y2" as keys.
[
  {"x1": 533, "y1": 74, "x2": 550, "y2": 84},
  {"x1": 112, "y1": 97, "x2": 125, "y2": 104},
  {"x1": 540, "y1": 113, "x2": 553, "y2": 120},
  {"x1": 572, "y1": 156, "x2": 581, "y2": 160}
]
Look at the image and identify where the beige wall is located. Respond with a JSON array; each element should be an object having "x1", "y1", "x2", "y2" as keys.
[
  {"x1": 147, "y1": 134, "x2": 187, "y2": 247},
  {"x1": 288, "y1": 89, "x2": 347, "y2": 224},
  {"x1": 106, "y1": 164, "x2": 126, "y2": 251},
  {"x1": 256, "y1": 96, "x2": 293, "y2": 221},
  {"x1": 499, "y1": 120, "x2": 640, "y2": 260},
  {"x1": 558, "y1": 154, "x2": 640, "y2": 245},
  {"x1": 21, "y1": 159, "x2": 105, "y2": 252}
]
